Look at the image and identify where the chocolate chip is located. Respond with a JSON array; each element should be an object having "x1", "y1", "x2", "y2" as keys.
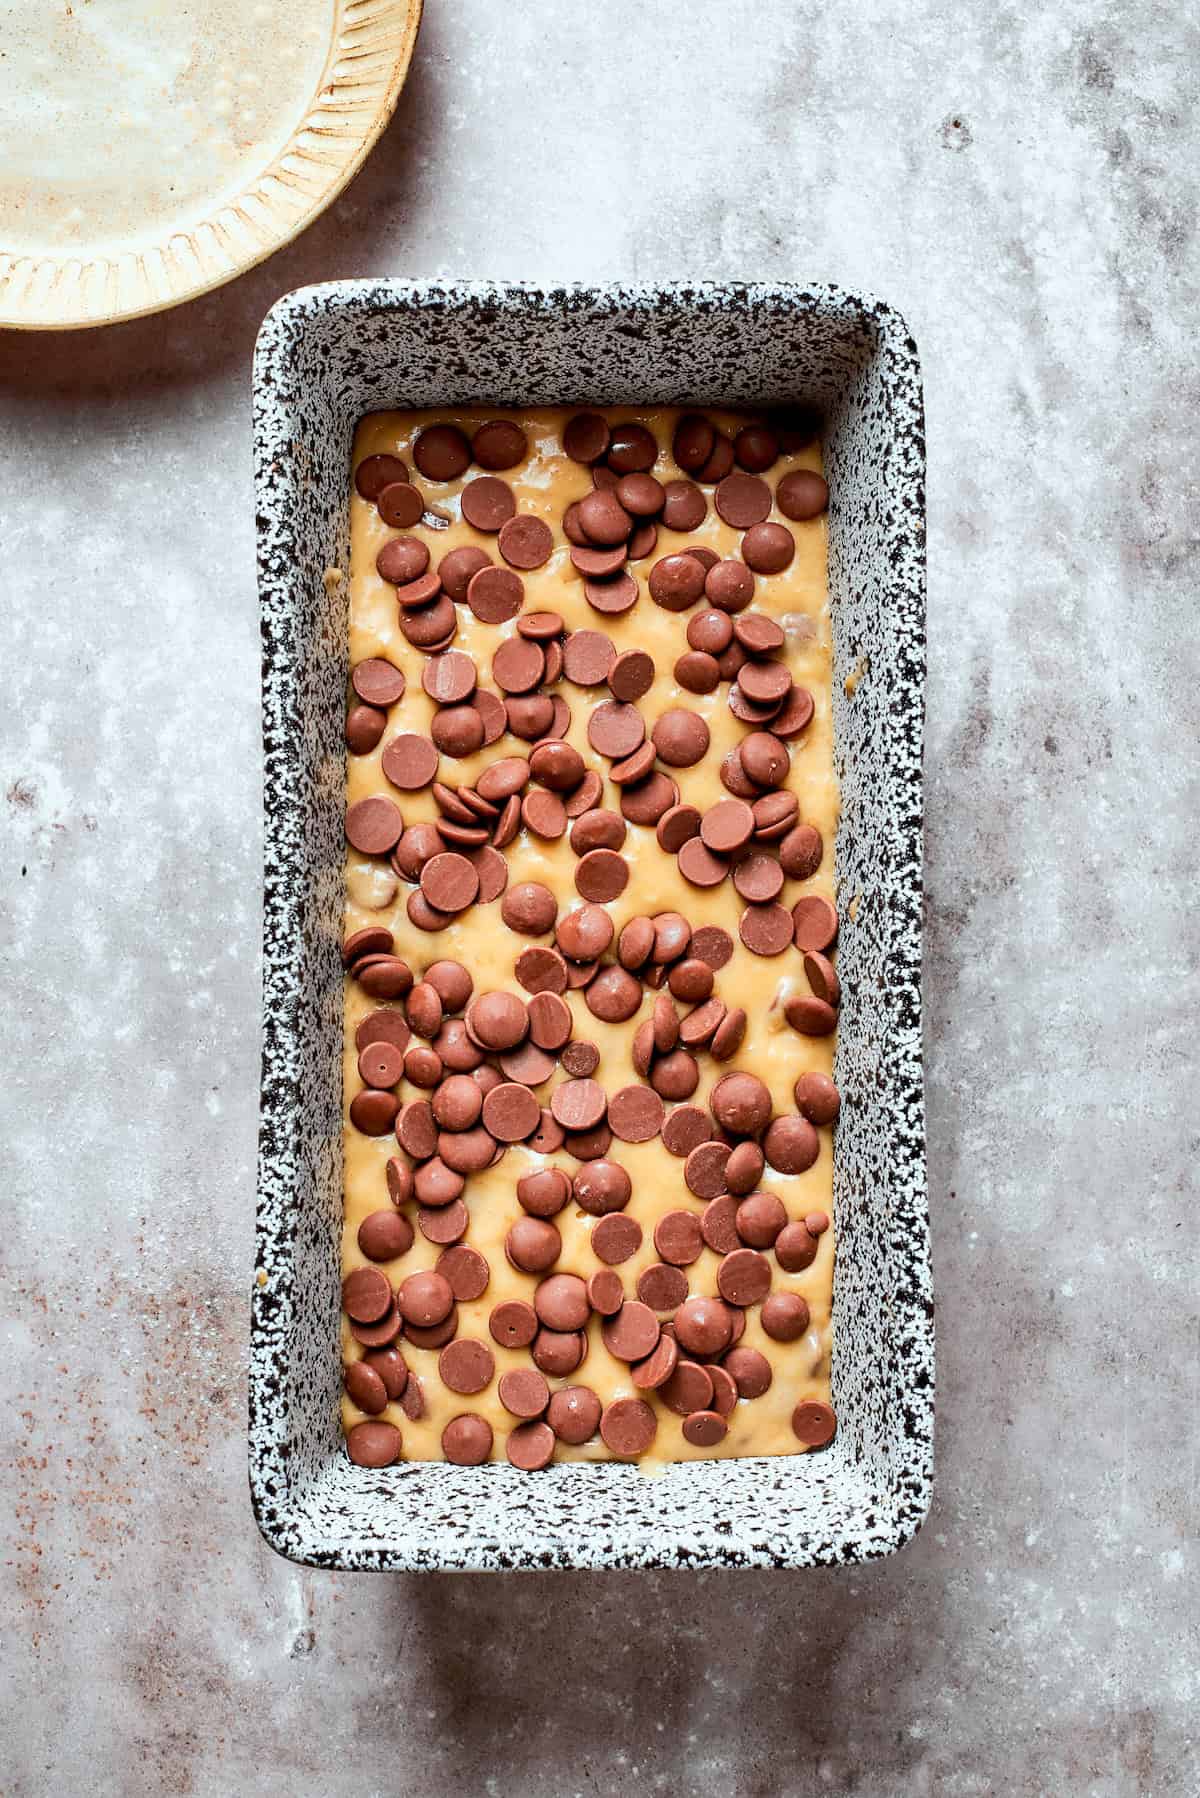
[
  {"x1": 379, "y1": 734, "x2": 438, "y2": 794},
  {"x1": 762, "y1": 1292, "x2": 811, "y2": 1342},
  {"x1": 599, "y1": 1396, "x2": 658, "y2": 1457},
  {"x1": 674, "y1": 1295, "x2": 734, "y2": 1357},
  {"x1": 419, "y1": 1200, "x2": 468, "y2": 1246},
  {"x1": 347, "y1": 1420, "x2": 403, "y2": 1467},
  {"x1": 682, "y1": 1410, "x2": 727, "y2": 1448},
  {"x1": 673, "y1": 413, "x2": 715, "y2": 471},
  {"x1": 710, "y1": 1071, "x2": 772, "y2": 1137},
  {"x1": 661, "y1": 479, "x2": 707, "y2": 532},
  {"x1": 649, "y1": 806, "x2": 697, "y2": 858},
  {"x1": 572, "y1": 1158, "x2": 631, "y2": 1215},
  {"x1": 563, "y1": 412, "x2": 610, "y2": 463},
  {"x1": 578, "y1": 487, "x2": 633, "y2": 546},
  {"x1": 678, "y1": 998, "x2": 725, "y2": 1050},
  {"x1": 715, "y1": 471, "x2": 772, "y2": 527},
  {"x1": 356, "y1": 453, "x2": 409, "y2": 500},
  {"x1": 564, "y1": 769, "x2": 604, "y2": 817},
  {"x1": 343, "y1": 926, "x2": 395, "y2": 968},
  {"x1": 532, "y1": 1328, "x2": 586, "y2": 1377},
  {"x1": 696, "y1": 803, "x2": 754, "y2": 865},
  {"x1": 442, "y1": 1413, "x2": 493, "y2": 1465},
  {"x1": 556, "y1": 902, "x2": 614, "y2": 961},
  {"x1": 414, "y1": 423, "x2": 471, "y2": 481},
  {"x1": 773, "y1": 828, "x2": 821, "y2": 888},
  {"x1": 505, "y1": 1215, "x2": 562, "y2": 1274},
  {"x1": 630, "y1": 1330, "x2": 680, "y2": 1391},
  {"x1": 470, "y1": 844, "x2": 509, "y2": 903},
  {"x1": 791, "y1": 1400, "x2": 837, "y2": 1447},
  {"x1": 344, "y1": 796, "x2": 405, "y2": 856},
  {"x1": 489, "y1": 1299, "x2": 538, "y2": 1348},
  {"x1": 677, "y1": 837, "x2": 727, "y2": 888},
  {"x1": 351, "y1": 657, "x2": 407, "y2": 708},
  {"x1": 650, "y1": 1209, "x2": 703, "y2": 1268},
  {"x1": 591, "y1": 1213, "x2": 643, "y2": 1266},
  {"x1": 649, "y1": 1048, "x2": 698, "y2": 1101},
  {"x1": 734, "y1": 423, "x2": 780, "y2": 472},
  {"x1": 661, "y1": 1105, "x2": 712, "y2": 1157},
  {"x1": 349, "y1": 1088, "x2": 401, "y2": 1135},
  {"x1": 467, "y1": 991, "x2": 529, "y2": 1052},
  {"x1": 520, "y1": 789, "x2": 566, "y2": 841},
  {"x1": 738, "y1": 902, "x2": 793, "y2": 957},
  {"x1": 690, "y1": 926, "x2": 734, "y2": 972},
  {"x1": 492, "y1": 1370, "x2": 551, "y2": 1428},
  {"x1": 342, "y1": 1265, "x2": 393, "y2": 1323},
  {"x1": 534, "y1": 1272, "x2": 590, "y2": 1331},
  {"x1": 501, "y1": 881, "x2": 557, "y2": 935},
  {"x1": 571, "y1": 809, "x2": 626, "y2": 857},
  {"x1": 607, "y1": 422, "x2": 658, "y2": 473},
  {"x1": 696, "y1": 432, "x2": 735, "y2": 484},
  {"x1": 732, "y1": 852, "x2": 784, "y2": 905},
  {"x1": 550, "y1": 1077, "x2": 607, "y2": 1131},
  {"x1": 414, "y1": 1155, "x2": 467, "y2": 1205},
  {"x1": 561, "y1": 1039, "x2": 600, "y2": 1078},
  {"x1": 377, "y1": 481, "x2": 425, "y2": 528},
  {"x1": 348, "y1": 1302, "x2": 401, "y2": 1349},
  {"x1": 396, "y1": 1268, "x2": 455, "y2": 1328},
  {"x1": 683, "y1": 1139, "x2": 730, "y2": 1199},
  {"x1": 651, "y1": 708, "x2": 709, "y2": 767},
  {"x1": 482, "y1": 1082, "x2": 541, "y2": 1142},
  {"x1": 682, "y1": 544, "x2": 720, "y2": 572},
  {"x1": 791, "y1": 895, "x2": 839, "y2": 952},
  {"x1": 600, "y1": 1085, "x2": 662, "y2": 1149},
  {"x1": 438, "y1": 1338, "x2": 495, "y2": 1396},
  {"x1": 490, "y1": 637, "x2": 544, "y2": 696},
  {"x1": 588, "y1": 700, "x2": 644, "y2": 759},
  {"x1": 511, "y1": 1171, "x2": 568, "y2": 1226},
  {"x1": 355, "y1": 1205, "x2": 413, "y2": 1272},
  {"x1": 465, "y1": 564, "x2": 524, "y2": 624},
  {"x1": 763, "y1": 1115, "x2": 820, "y2": 1174},
  {"x1": 672, "y1": 650, "x2": 718, "y2": 694},
  {"x1": 547, "y1": 1385, "x2": 602, "y2": 1445},
  {"x1": 345, "y1": 703, "x2": 387, "y2": 754},
  {"x1": 586, "y1": 1271, "x2": 626, "y2": 1319},
  {"x1": 610, "y1": 473, "x2": 662, "y2": 519},
  {"x1": 498, "y1": 514, "x2": 554, "y2": 570},
  {"x1": 627, "y1": 519, "x2": 659, "y2": 560},
  {"x1": 472, "y1": 419, "x2": 527, "y2": 470},
  {"x1": 649, "y1": 553, "x2": 706, "y2": 610},
  {"x1": 636, "y1": 1263, "x2": 688, "y2": 1312},
  {"x1": 777, "y1": 469, "x2": 829, "y2": 520},
  {"x1": 795, "y1": 1071, "x2": 840, "y2": 1126},
  {"x1": 513, "y1": 947, "x2": 567, "y2": 999},
  {"x1": 419, "y1": 851, "x2": 479, "y2": 915},
  {"x1": 741, "y1": 521, "x2": 795, "y2": 573},
  {"x1": 529, "y1": 740, "x2": 585, "y2": 794},
  {"x1": 572, "y1": 848, "x2": 627, "y2": 904},
  {"x1": 720, "y1": 1143, "x2": 762, "y2": 1200},
  {"x1": 607, "y1": 649, "x2": 655, "y2": 704},
  {"x1": 434, "y1": 547, "x2": 487, "y2": 605},
  {"x1": 611, "y1": 747, "x2": 661, "y2": 794},
  {"x1": 601, "y1": 1299, "x2": 661, "y2": 1362},
  {"x1": 504, "y1": 1416, "x2": 555, "y2": 1469},
  {"x1": 584, "y1": 965, "x2": 643, "y2": 1023},
  {"x1": 562, "y1": 628, "x2": 617, "y2": 687}
]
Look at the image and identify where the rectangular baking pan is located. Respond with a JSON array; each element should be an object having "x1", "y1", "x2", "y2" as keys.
[{"x1": 251, "y1": 279, "x2": 931, "y2": 1570}]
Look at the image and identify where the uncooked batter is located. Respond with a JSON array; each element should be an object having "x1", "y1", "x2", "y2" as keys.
[{"x1": 339, "y1": 406, "x2": 839, "y2": 1471}]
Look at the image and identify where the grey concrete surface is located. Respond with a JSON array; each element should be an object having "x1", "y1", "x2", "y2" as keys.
[{"x1": 2, "y1": 2, "x2": 1197, "y2": 1793}]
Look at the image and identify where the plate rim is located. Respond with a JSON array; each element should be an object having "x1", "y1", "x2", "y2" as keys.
[{"x1": 0, "y1": 0, "x2": 423, "y2": 332}]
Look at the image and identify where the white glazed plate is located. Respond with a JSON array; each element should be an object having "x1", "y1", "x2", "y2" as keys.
[{"x1": 0, "y1": 0, "x2": 421, "y2": 330}]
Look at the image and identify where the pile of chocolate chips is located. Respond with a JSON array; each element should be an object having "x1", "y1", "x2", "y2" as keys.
[{"x1": 342, "y1": 409, "x2": 838, "y2": 1470}]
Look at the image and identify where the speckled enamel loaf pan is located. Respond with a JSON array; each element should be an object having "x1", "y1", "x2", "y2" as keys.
[{"x1": 251, "y1": 280, "x2": 931, "y2": 1570}]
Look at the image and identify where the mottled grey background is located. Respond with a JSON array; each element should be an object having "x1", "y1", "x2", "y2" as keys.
[{"x1": 2, "y1": 2, "x2": 1196, "y2": 1794}]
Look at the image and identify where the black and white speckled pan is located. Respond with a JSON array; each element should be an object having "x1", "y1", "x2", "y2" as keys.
[{"x1": 250, "y1": 280, "x2": 932, "y2": 1570}]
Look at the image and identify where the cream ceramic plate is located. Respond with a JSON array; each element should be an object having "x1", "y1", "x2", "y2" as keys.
[{"x1": 0, "y1": 0, "x2": 421, "y2": 330}]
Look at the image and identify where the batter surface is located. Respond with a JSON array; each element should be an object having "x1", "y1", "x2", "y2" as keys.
[{"x1": 339, "y1": 406, "x2": 839, "y2": 1470}]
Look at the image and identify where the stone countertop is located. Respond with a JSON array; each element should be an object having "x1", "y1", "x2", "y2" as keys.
[{"x1": 2, "y1": 3, "x2": 1195, "y2": 1794}]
